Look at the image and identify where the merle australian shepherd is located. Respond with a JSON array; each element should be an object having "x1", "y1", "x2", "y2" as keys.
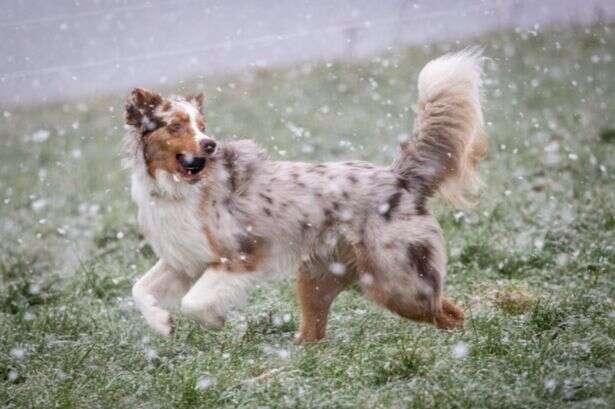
[{"x1": 124, "y1": 49, "x2": 487, "y2": 342}]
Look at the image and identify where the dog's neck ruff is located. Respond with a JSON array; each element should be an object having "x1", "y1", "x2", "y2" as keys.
[{"x1": 129, "y1": 159, "x2": 217, "y2": 276}]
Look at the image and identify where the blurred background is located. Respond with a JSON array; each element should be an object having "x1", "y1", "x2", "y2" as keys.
[{"x1": 2, "y1": 0, "x2": 614, "y2": 106}]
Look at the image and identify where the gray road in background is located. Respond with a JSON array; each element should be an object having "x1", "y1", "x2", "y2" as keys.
[{"x1": 1, "y1": 0, "x2": 614, "y2": 107}]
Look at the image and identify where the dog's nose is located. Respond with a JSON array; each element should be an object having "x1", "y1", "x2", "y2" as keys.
[{"x1": 200, "y1": 138, "x2": 217, "y2": 155}]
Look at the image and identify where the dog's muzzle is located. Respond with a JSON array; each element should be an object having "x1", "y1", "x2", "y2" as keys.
[{"x1": 176, "y1": 153, "x2": 206, "y2": 175}]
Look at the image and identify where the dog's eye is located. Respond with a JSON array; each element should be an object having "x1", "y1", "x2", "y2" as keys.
[{"x1": 168, "y1": 123, "x2": 182, "y2": 132}]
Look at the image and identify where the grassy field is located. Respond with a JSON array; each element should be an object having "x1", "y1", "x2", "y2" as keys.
[{"x1": 1, "y1": 23, "x2": 614, "y2": 408}]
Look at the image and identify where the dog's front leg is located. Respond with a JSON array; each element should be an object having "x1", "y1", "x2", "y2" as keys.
[
  {"x1": 132, "y1": 260, "x2": 193, "y2": 337},
  {"x1": 180, "y1": 266, "x2": 256, "y2": 330}
]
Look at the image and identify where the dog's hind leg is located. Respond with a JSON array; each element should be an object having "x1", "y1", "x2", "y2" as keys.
[
  {"x1": 356, "y1": 216, "x2": 464, "y2": 330},
  {"x1": 295, "y1": 262, "x2": 357, "y2": 343}
]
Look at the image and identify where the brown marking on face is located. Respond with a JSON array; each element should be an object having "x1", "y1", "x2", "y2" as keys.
[
  {"x1": 126, "y1": 89, "x2": 211, "y2": 182},
  {"x1": 143, "y1": 104, "x2": 211, "y2": 183},
  {"x1": 142, "y1": 111, "x2": 202, "y2": 179}
]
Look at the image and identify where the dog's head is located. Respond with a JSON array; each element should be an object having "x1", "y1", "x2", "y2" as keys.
[{"x1": 124, "y1": 88, "x2": 217, "y2": 184}]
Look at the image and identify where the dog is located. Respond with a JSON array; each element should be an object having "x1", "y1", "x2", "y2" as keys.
[{"x1": 124, "y1": 49, "x2": 487, "y2": 342}]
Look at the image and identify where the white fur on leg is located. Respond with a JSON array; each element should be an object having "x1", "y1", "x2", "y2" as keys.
[
  {"x1": 180, "y1": 267, "x2": 257, "y2": 329},
  {"x1": 133, "y1": 260, "x2": 192, "y2": 336}
]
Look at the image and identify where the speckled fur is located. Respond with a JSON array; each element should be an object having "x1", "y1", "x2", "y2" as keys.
[{"x1": 126, "y1": 49, "x2": 486, "y2": 340}]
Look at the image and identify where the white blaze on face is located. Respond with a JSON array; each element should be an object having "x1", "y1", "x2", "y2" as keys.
[{"x1": 178, "y1": 100, "x2": 209, "y2": 145}]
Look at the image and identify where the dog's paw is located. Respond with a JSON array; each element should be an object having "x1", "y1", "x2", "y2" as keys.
[
  {"x1": 294, "y1": 332, "x2": 308, "y2": 345},
  {"x1": 436, "y1": 298, "x2": 465, "y2": 330},
  {"x1": 180, "y1": 299, "x2": 226, "y2": 330},
  {"x1": 194, "y1": 310, "x2": 226, "y2": 330},
  {"x1": 294, "y1": 331, "x2": 323, "y2": 344},
  {"x1": 144, "y1": 307, "x2": 175, "y2": 337}
]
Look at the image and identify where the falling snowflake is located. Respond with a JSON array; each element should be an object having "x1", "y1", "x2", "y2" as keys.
[
  {"x1": 451, "y1": 342, "x2": 469, "y2": 359},
  {"x1": 263, "y1": 345, "x2": 290, "y2": 360},
  {"x1": 31, "y1": 129, "x2": 50, "y2": 142},
  {"x1": 378, "y1": 203, "x2": 390, "y2": 214},
  {"x1": 10, "y1": 347, "x2": 26, "y2": 360},
  {"x1": 360, "y1": 274, "x2": 374, "y2": 286},
  {"x1": 144, "y1": 347, "x2": 158, "y2": 361},
  {"x1": 272, "y1": 315, "x2": 284, "y2": 327},
  {"x1": 195, "y1": 376, "x2": 215, "y2": 391},
  {"x1": 339, "y1": 209, "x2": 353, "y2": 221},
  {"x1": 328, "y1": 262, "x2": 346, "y2": 276},
  {"x1": 544, "y1": 379, "x2": 557, "y2": 393},
  {"x1": 31, "y1": 198, "x2": 47, "y2": 212},
  {"x1": 277, "y1": 350, "x2": 289, "y2": 359}
]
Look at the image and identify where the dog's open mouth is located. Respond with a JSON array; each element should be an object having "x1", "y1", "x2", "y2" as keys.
[{"x1": 176, "y1": 153, "x2": 206, "y2": 180}]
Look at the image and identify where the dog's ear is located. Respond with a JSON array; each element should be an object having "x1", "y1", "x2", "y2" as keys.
[
  {"x1": 125, "y1": 88, "x2": 163, "y2": 129},
  {"x1": 186, "y1": 93, "x2": 204, "y2": 113}
]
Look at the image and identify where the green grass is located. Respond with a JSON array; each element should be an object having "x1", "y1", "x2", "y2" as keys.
[{"x1": 1, "y1": 23, "x2": 614, "y2": 408}]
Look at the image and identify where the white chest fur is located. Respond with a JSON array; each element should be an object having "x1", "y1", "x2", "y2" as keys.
[{"x1": 131, "y1": 172, "x2": 216, "y2": 277}]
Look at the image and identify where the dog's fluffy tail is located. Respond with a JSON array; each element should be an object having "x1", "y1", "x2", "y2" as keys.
[{"x1": 392, "y1": 48, "x2": 487, "y2": 208}]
